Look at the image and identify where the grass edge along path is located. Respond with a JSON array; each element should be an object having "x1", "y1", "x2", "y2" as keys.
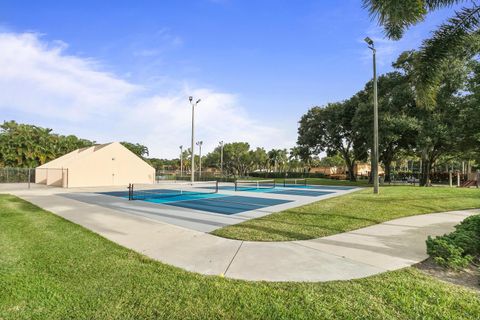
[
  {"x1": 212, "y1": 186, "x2": 480, "y2": 241},
  {"x1": 0, "y1": 194, "x2": 479, "y2": 319}
]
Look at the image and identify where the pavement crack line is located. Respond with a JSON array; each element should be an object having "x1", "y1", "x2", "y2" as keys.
[
  {"x1": 291, "y1": 241, "x2": 389, "y2": 271},
  {"x1": 223, "y1": 241, "x2": 244, "y2": 276}
]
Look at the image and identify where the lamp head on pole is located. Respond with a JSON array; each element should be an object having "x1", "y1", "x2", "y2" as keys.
[
  {"x1": 189, "y1": 96, "x2": 193, "y2": 103},
  {"x1": 196, "y1": 99, "x2": 201, "y2": 104},
  {"x1": 364, "y1": 37, "x2": 375, "y2": 50}
]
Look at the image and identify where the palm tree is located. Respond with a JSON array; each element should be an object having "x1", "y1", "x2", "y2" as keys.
[{"x1": 363, "y1": 0, "x2": 480, "y2": 105}]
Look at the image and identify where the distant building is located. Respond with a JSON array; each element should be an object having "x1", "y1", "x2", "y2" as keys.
[
  {"x1": 310, "y1": 162, "x2": 384, "y2": 177},
  {"x1": 35, "y1": 142, "x2": 155, "y2": 188},
  {"x1": 310, "y1": 166, "x2": 339, "y2": 175}
]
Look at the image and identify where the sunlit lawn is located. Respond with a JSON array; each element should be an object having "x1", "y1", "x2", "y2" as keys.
[
  {"x1": 1, "y1": 194, "x2": 479, "y2": 319},
  {"x1": 212, "y1": 186, "x2": 480, "y2": 241}
]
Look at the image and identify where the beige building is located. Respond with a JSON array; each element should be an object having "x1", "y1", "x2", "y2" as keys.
[
  {"x1": 35, "y1": 142, "x2": 155, "y2": 188},
  {"x1": 310, "y1": 166, "x2": 339, "y2": 175},
  {"x1": 310, "y1": 162, "x2": 384, "y2": 177}
]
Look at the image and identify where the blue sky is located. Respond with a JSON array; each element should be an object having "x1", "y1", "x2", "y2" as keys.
[{"x1": 0, "y1": 0, "x2": 462, "y2": 157}]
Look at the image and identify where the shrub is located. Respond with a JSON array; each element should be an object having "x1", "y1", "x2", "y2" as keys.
[
  {"x1": 426, "y1": 214, "x2": 480, "y2": 270},
  {"x1": 426, "y1": 237, "x2": 473, "y2": 269}
]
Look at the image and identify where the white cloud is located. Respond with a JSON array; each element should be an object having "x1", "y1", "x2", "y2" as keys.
[
  {"x1": 0, "y1": 32, "x2": 293, "y2": 158},
  {"x1": 0, "y1": 32, "x2": 140, "y2": 119}
]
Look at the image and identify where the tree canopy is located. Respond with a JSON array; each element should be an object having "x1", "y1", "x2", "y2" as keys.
[
  {"x1": 0, "y1": 121, "x2": 94, "y2": 168},
  {"x1": 363, "y1": 0, "x2": 480, "y2": 106},
  {"x1": 0, "y1": 121, "x2": 150, "y2": 168},
  {"x1": 297, "y1": 48, "x2": 480, "y2": 185}
]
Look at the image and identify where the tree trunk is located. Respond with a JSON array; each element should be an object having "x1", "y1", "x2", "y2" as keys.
[
  {"x1": 419, "y1": 152, "x2": 432, "y2": 187},
  {"x1": 368, "y1": 156, "x2": 374, "y2": 184},
  {"x1": 339, "y1": 149, "x2": 356, "y2": 182},
  {"x1": 346, "y1": 160, "x2": 356, "y2": 182},
  {"x1": 383, "y1": 161, "x2": 392, "y2": 183}
]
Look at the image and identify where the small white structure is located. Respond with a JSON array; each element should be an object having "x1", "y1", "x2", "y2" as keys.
[{"x1": 35, "y1": 142, "x2": 155, "y2": 188}]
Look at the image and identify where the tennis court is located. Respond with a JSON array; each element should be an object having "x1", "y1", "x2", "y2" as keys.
[
  {"x1": 214, "y1": 185, "x2": 334, "y2": 197},
  {"x1": 230, "y1": 179, "x2": 353, "y2": 197},
  {"x1": 88, "y1": 179, "x2": 360, "y2": 232},
  {"x1": 99, "y1": 181, "x2": 292, "y2": 215}
]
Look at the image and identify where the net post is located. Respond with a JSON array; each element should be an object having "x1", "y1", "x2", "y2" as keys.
[
  {"x1": 304, "y1": 178, "x2": 307, "y2": 186},
  {"x1": 234, "y1": 180, "x2": 238, "y2": 191},
  {"x1": 128, "y1": 183, "x2": 133, "y2": 200},
  {"x1": 283, "y1": 179, "x2": 286, "y2": 187},
  {"x1": 273, "y1": 180, "x2": 276, "y2": 188},
  {"x1": 215, "y1": 180, "x2": 219, "y2": 193},
  {"x1": 28, "y1": 168, "x2": 31, "y2": 189}
]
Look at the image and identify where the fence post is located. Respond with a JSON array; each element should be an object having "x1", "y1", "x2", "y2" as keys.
[{"x1": 28, "y1": 168, "x2": 31, "y2": 189}]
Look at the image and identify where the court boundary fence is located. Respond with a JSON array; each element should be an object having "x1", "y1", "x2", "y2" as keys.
[{"x1": 0, "y1": 168, "x2": 34, "y2": 187}]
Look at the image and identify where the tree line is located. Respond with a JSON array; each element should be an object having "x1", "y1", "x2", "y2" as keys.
[
  {"x1": 0, "y1": 121, "x2": 151, "y2": 169},
  {"x1": 0, "y1": 121, "x2": 302, "y2": 178},
  {"x1": 297, "y1": 50, "x2": 480, "y2": 185}
]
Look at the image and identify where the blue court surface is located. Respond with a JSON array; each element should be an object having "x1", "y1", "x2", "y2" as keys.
[
  {"x1": 99, "y1": 189, "x2": 224, "y2": 204},
  {"x1": 214, "y1": 185, "x2": 335, "y2": 197},
  {"x1": 99, "y1": 190, "x2": 292, "y2": 215},
  {"x1": 164, "y1": 195, "x2": 291, "y2": 215}
]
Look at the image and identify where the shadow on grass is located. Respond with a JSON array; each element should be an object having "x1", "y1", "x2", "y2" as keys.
[
  {"x1": 216, "y1": 222, "x2": 332, "y2": 241},
  {"x1": 216, "y1": 213, "x2": 385, "y2": 241},
  {"x1": 274, "y1": 211, "x2": 382, "y2": 224}
]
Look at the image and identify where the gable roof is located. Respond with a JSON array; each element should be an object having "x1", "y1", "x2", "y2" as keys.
[{"x1": 36, "y1": 142, "x2": 125, "y2": 169}]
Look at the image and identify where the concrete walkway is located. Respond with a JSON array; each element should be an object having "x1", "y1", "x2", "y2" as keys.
[{"x1": 6, "y1": 186, "x2": 479, "y2": 282}]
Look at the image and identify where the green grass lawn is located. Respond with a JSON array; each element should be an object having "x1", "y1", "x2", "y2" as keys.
[
  {"x1": 212, "y1": 186, "x2": 480, "y2": 241},
  {"x1": 0, "y1": 194, "x2": 479, "y2": 319}
]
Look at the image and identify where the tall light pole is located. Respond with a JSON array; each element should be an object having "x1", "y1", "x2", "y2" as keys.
[
  {"x1": 365, "y1": 37, "x2": 379, "y2": 194},
  {"x1": 189, "y1": 96, "x2": 201, "y2": 182},
  {"x1": 196, "y1": 141, "x2": 203, "y2": 178},
  {"x1": 219, "y1": 141, "x2": 224, "y2": 176},
  {"x1": 179, "y1": 145, "x2": 183, "y2": 177}
]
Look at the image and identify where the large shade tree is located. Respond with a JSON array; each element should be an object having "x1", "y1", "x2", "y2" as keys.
[
  {"x1": 202, "y1": 142, "x2": 259, "y2": 177},
  {"x1": 297, "y1": 98, "x2": 367, "y2": 181},
  {"x1": 394, "y1": 51, "x2": 472, "y2": 185},
  {"x1": 354, "y1": 71, "x2": 419, "y2": 182},
  {"x1": 458, "y1": 60, "x2": 480, "y2": 163}
]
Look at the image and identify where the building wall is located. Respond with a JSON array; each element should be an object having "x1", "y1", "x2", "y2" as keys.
[
  {"x1": 45, "y1": 168, "x2": 67, "y2": 187},
  {"x1": 66, "y1": 142, "x2": 155, "y2": 188},
  {"x1": 309, "y1": 163, "x2": 385, "y2": 177},
  {"x1": 35, "y1": 168, "x2": 47, "y2": 184},
  {"x1": 35, "y1": 146, "x2": 95, "y2": 184},
  {"x1": 310, "y1": 166, "x2": 338, "y2": 175}
]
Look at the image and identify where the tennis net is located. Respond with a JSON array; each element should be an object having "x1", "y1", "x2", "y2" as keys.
[
  {"x1": 128, "y1": 181, "x2": 218, "y2": 200},
  {"x1": 283, "y1": 178, "x2": 307, "y2": 187},
  {"x1": 234, "y1": 179, "x2": 276, "y2": 191}
]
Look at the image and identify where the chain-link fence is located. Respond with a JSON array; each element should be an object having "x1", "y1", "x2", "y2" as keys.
[{"x1": 0, "y1": 168, "x2": 34, "y2": 187}]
